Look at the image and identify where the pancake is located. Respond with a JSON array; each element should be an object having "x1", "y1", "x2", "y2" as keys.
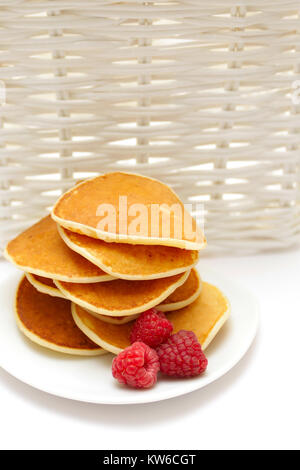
[
  {"x1": 55, "y1": 269, "x2": 190, "y2": 317},
  {"x1": 15, "y1": 276, "x2": 105, "y2": 355},
  {"x1": 85, "y1": 310, "x2": 140, "y2": 325},
  {"x1": 52, "y1": 172, "x2": 206, "y2": 250},
  {"x1": 79, "y1": 268, "x2": 201, "y2": 324},
  {"x1": 5, "y1": 215, "x2": 115, "y2": 283},
  {"x1": 159, "y1": 268, "x2": 202, "y2": 312},
  {"x1": 64, "y1": 269, "x2": 202, "y2": 325},
  {"x1": 25, "y1": 272, "x2": 66, "y2": 299},
  {"x1": 58, "y1": 224, "x2": 199, "y2": 280},
  {"x1": 71, "y1": 281, "x2": 230, "y2": 354}
]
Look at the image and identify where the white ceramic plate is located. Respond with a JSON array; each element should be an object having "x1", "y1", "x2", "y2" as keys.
[{"x1": 0, "y1": 266, "x2": 259, "y2": 405}]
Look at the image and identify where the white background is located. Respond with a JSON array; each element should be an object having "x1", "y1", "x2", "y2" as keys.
[{"x1": 0, "y1": 248, "x2": 299, "y2": 451}]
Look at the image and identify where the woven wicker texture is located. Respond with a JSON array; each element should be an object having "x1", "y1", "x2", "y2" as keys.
[{"x1": 0, "y1": 1, "x2": 300, "y2": 253}]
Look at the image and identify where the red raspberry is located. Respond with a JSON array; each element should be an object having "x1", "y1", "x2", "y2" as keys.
[
  {"x1": 156, "y1": 330, "x2": 208, "y2": 378},
  {"x1": 112, "y1": 342, "x2": 160, "y2": 389},
  {"x1": 130, "y1": 308, "x2": 173, "y2": 348}
]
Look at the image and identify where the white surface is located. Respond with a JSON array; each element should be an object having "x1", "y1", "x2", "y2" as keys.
[
  {"x1": 0, "y1": 268, "x2": 257, "y2": 405},
  {"x1": 0, "y1": 249, "x2": 299, "y2": 449}
]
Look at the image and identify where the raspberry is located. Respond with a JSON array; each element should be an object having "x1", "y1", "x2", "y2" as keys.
[
  {"x1": 130, "y1": 308, "x2": 173, "y2": 348},
  {"x1": 156, "y1": 330, "x2": 208, "y2": 378},
  {"x1": 112, "y1": 342, "x2": 160, "y2": 389}
]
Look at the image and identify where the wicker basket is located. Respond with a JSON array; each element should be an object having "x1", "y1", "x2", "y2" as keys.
[{"x1": 1, "y1": 1, "x2": 300, "y2": 253}]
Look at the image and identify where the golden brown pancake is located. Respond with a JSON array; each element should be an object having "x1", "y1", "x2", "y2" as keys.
[
  {"x1": 5, "y1": 215, "x2": 114, "y2": 283},
  {"x1": 25, "y1": 272, "x2": 66, "y2": 299},
  {"x1": 166, "y1": 283, "x2": 230, "y2": 350},
  {"x1": 15, "y1": 276, "x2": 105, "y2": 355},
  {"x1": 55, "y1": 270, "x2": 190, "y2": 317},
  {"x1": 78, "y1": 268, "x2": 201, "y2": 324},
  {"x1": 84, "y1": 310, "x2": 140, "y2": 325},
  {"x1": 72, "y1": 281, "x2": 230, "y2": 354},
  {"x1": 52, "y1": 172, "x2": 206, "y2": 250},
  {"x1": 58, "y1": 224, "x2": 199, "y2": 280},
  {"x1": 159, "y1": 268, "x2": 202, "y2": 312}
]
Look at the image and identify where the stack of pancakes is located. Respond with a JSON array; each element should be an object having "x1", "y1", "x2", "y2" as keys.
[{"x1": 5, "y1": 172, "x2": 230, "y2": 357}]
